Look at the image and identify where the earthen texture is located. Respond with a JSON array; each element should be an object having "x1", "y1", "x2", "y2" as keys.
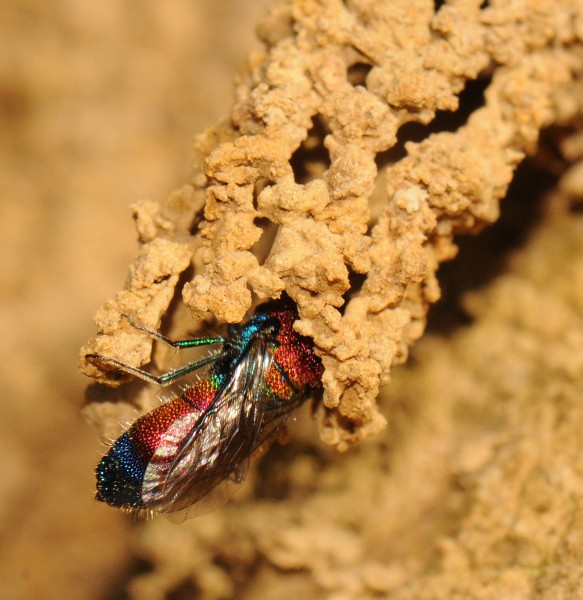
[
  {"x1": 129, "y1": 178, "x2": 583, "y2": 598},
  {"x1": 3, "y1": 0, "x2": 583, "y2": 596},
  {"x1": 49, "y1": 0, "x2": 583, "y2": 598},
  {"x1": 0, "y1": 1, "x2": 267, "y2": 598},
  {"x1": 81, "y1": 0, "x2": 583, "y2": 450}
]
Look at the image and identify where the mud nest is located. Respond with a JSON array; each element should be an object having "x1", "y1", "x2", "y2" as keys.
[
  {"x1": 80, "y1": 0, "x2": 583, "y2": 450},
  {"x1": 75, "y1": 1, "x2": 583, "y2": 598}
]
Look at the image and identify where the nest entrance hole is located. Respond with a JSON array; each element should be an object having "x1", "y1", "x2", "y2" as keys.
[
  {"x1": 427, "y1": 155, "x2": 559, "y2": 335},
  {"x1": 368, "y1": 75, "x2": 492, "y2": 229},
  {"x1": 290, "y1": 115, "x2": 331, "y2": 184}
]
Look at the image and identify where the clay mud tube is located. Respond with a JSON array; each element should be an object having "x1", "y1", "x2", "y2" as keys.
[{"x1": 81, "y1": 0, "x2": 583, "y2": 450}]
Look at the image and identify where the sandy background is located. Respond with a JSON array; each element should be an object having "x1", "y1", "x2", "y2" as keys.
[
  {"x1": 3, "y1": 1, "x2": 583, "y2": 599},
  {"x1": 0, "y1": 1, "x2": 267, "y2": 598}
]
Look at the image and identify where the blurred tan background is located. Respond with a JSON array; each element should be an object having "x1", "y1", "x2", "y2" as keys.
[
  {"x1": 5, "y1": 2, "x2": 583, "y2": 599},
  {"x1": 0, "y1": 2, "x2": 267, "y2": 598}
]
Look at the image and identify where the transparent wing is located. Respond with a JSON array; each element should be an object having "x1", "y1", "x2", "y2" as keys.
[
  {"x1": 164, "y1": 457, "x2": 251, "y2": 522},
  {"x1": 250, "y1": 385, "x2": 306, "y2": 452},
  {"x1": 142, "y1": 338, "x2": 274, "y2": 513},
  {"x1": 168, "y1": 371, "x2": 308, "y2": 521}
]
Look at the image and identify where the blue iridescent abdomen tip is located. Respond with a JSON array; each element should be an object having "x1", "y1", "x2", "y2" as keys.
[{"x1": 96, "y1": 433, "x2": 146, "y2": 509}]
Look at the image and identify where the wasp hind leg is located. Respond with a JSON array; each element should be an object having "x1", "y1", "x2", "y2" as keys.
[
  {"x1": 86, "y1": 315, "x2": 229, "y2": 386},
  {"x1": 85, "y1": 350, "x2": 230, "y2": 386},
  {"x1": 121, "y1": 314, "x2": 226, "y2": 350}
]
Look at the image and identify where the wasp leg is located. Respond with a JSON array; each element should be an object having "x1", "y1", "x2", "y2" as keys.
[
  {"x1": 272, "y1": 359, "x2": 301, "y2": 395},
  {"x1": 85, "y1": 350, "x2": 230, "y2": 386},
  {"x1": 121, "y1": 314, "x2": 225, "y2": 349}
]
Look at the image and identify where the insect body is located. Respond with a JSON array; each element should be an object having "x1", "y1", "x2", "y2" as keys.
[{"x1": 87, "y1": 301, "x2": 323, "y2": 515}]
